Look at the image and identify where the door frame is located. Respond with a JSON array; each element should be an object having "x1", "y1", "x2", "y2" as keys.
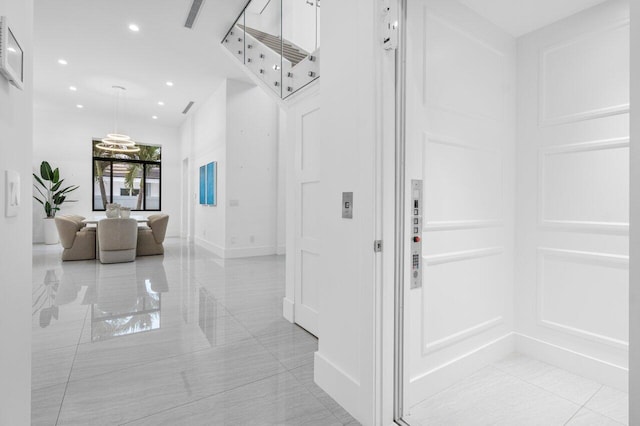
[
  {"x1": 392, "y1": 0, "x2": 409, "y2": 422},
  {"x1": 629, "y1": 2, "x2": 640, "y2": 422}
]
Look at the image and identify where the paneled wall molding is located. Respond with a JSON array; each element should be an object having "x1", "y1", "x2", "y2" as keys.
[
  {"x1": 423, "y1": 11, "x2": 507, "y2": 123},
  {"x1": 423, "y1": 246, "x2": 504, "y2": 266},
  {"x1": 537, "y1": 247, "x2": 629, "y2": 349},
  {"x1": 424, "y1": 219, "x2": 503, "y2": 232},
  {"x1": 538, "y1": 137, "x2": 630, "y2": 234},
  {"x1": 292, "y1": 96, "x2": 321, "y2": 336},
  {"x1": 515, "y1": 333, "x2": 628, "y2": 391},
  {"x1": 423, "y1": 133, "x2": 504, "y2": 231},
  {"x1": 408, "y1": 333, "x2": 515, "y2": 407},
  {"x1": 423, "y1": 316, "x2": 503, "y2": 355},
  {"x1": 539, "y1": 19, "x2": 630, "y2": 127}
]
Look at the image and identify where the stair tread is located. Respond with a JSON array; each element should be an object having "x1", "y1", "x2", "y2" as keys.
[{"x1": 237, "y1": 24, "x2": 311, "y2": 66}]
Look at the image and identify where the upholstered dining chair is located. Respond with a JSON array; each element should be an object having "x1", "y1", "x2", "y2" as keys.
[
  {"x1": 97, "y1": 218, "x2": 138, "y2": 264},
  {"x1": 137, "y1": 214, "x2": 169, "y2": 256},
  {"x1": 55, "y1": 215, "x2": 96, "y2": 261}
]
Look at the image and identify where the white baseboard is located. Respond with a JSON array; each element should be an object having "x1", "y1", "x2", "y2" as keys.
[
  {"x1": 194, "y1": 238, "x2": 277, "y2": 259},
  {"x1": 276, "y1": 245, "x2": 286, "y2": 255},
  {"x1": 408, "y1": 333, "x2": 515, "y2": 408},
  {"x1": 282, "y1": 297, "x2": 294, "y2": 323},
  {"x1": 314, "y1": 352, "x2": 361, "y2": 422},
  {"x1": 515, "y1": 333, "x2": 628, "y2": 391},
  {"x1": 224, "y1": 245, "x2": 277, "y2": 259},
  {"x1": 194, "y1": 237, "x2": 225, "y2": 258}
]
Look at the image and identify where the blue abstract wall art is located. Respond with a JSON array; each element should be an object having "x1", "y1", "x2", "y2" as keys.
[{"x1": 199, "y1": 162, "x2": 217, "y2": 206}]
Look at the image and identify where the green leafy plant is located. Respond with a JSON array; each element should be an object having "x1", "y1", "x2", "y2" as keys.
[{"x1": 33, "y1": 161, "x2": 79, "y2": 218}]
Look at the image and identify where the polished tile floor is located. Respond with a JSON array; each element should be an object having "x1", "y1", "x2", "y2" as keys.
[
  {"x1": 31, "y1": 239, "x2": 358, "y2": 426},
  {"x1": 405, "y1": 353, "x2": 629, "y2": 426},
  {"x1": 32, "y1": 239, "x2": 629, "y2": 426}
]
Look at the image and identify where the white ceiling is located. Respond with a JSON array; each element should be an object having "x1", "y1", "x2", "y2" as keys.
[
  {"x1": 458, "y1": 0, "x2": 609, "y2": 37},
  {"x1": 34, "y1": 0, "x2": 612, "y2": 130},
  {"x1": 34, "y1": 0, "x2": 249, "y2": 128}
]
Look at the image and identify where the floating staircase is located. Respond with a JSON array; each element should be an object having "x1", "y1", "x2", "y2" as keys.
[
  {"x1": 238, "y1": 24, "x2": 309, "y2": 67},
  {"x1": 222, "y1": 0, "x2": 320, "y2": 99}
]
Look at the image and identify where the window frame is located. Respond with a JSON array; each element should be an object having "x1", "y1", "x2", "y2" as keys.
[{"x1": 92, "y1": 141, "x2": 162, "y2": 212}]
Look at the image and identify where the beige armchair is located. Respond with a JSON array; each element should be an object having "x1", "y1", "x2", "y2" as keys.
[
  {"x1": 55, "y1": 216, "x2": 96, "y2": 261},
  {"x1": 97, "y1": 218, "x2": 138, "y2": 264},
  {"x1": 137, "y1": 214, "x2": 169, "y2": 256}
]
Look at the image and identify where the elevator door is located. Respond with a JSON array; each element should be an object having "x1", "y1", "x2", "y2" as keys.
[{"x1": 402, "y1": 0, "x2": 516, "y2": 412}]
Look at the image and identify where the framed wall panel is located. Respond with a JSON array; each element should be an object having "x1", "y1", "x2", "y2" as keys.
[
  {"x1": 199, "y1": 165, "x2": 206, "y2": 205},
  {"x1": 206, "y1": 162, "x2": 217, "y2": 206}
]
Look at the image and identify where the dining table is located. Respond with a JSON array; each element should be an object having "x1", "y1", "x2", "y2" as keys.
[{"x1": 82, "y1": 215, "x2": 149, "y2": 225}]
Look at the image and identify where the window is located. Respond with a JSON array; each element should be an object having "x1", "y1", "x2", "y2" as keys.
[{"x1": 92, "y1": 141, "x2": 162, "y2": 211}]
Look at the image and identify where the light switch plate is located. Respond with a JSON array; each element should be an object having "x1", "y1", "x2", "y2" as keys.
[
  {"x1": 5, "y1": 170, "x2": 20, "y2": 217},
  {"x1": 342, "y1": 192, "x2": 353, "y2": 219}
]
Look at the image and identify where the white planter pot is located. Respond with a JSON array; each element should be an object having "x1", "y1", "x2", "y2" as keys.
[{"x1": 43, "y1": 218, "x2": 59, "y2": 245}]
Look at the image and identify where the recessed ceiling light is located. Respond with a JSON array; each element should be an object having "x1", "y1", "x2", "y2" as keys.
[
  {"x1": 76, "y1": 104, "x2": 84, "y2": 109},
  {"x1": 152, "y1": 115, "x2": 158, "y2": 120},
  {"x1": 158, "y1": 101, "x2": 165, "y2": 106},
  {"x1": 129, "y1": 24, "x2": 140, "y2": 32},
  {"x1": 58, "y1": 59, "x2": 68, "y2": 65},
  {"x1": 69, "y1": 86, "x2": 77, "y2": 91},
  {"x1": 166, "y1": 81, "x2": 174, "y2": 87}
]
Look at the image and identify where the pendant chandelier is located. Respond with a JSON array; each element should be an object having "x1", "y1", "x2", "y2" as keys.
[{"x1": 96, "y1": 86, "x2": 140, "y2": 154}]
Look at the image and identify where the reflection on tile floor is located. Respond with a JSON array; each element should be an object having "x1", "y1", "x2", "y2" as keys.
[
  {"x1": 31, "y1": 239, "x2": 358, "y2": 426},
  {"x1": 405, "y1": 353, "x2": 628, "y2": 426}
]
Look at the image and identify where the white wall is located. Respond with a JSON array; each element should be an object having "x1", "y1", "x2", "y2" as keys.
[
  {"x1": 32, "y1": 101, "x2": 182, "y2": 242},
  {"x1": 183, "y1": 82, "x2": 227, "y2": 254},
  {"x1": 515, "y1": 0, "x2": 629, "y2": 389},
  {"x1": 276, "y1": 107, "x2": 286, "y2": 254},
  {"x1": 314, "y1": 0, "x2": 382, "y2": 424},
  {"x1": 225, "y1": 80, "x2": 278, "y2": 256},
  {"x1": 0, "y1": 0, "x2": 33, "y2": 424},
  {"x1": 282, "y1": 0, "x2": 319, "y2": 53},
  {"x1": 181, "y1": 79, "x2": 280, "y2": 258}
]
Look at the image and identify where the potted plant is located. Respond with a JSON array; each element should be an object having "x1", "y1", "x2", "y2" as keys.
[{"x1": 33, "y1": 161, "x2": 79, "y2": 244}]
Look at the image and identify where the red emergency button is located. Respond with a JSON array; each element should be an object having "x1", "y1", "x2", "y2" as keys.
[{"x1": 414, "y1": 236, "x2": 421, "y2": 243}]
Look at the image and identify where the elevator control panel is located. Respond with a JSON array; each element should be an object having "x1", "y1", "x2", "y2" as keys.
[{"x1": 411, "y1": 180, "x2": 423, "y2": 289}]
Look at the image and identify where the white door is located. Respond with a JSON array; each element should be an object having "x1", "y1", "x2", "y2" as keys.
[
  {"x1": 403, "y1": 0, "x2": 516, "y2": 410},
  {"x1": 293, "y1": 94, "x2": 321, "y2": 336}
]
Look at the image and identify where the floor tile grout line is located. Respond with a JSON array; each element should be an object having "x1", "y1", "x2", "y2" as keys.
[
  {"x1": 221, "y1": 301, "x2": 352, "y2": 425},
  {"x1": 408, "y1": 365, "x2": 500, "y2": 412},
  {"x1": 55, "y1": 332, "x2": 258, "y2": 389},
  {"x1": 54, "y1": 306, "x2": 89, "y2": 426},
  {"x1": 491, "y1": 362, "x2": 602, "y2": 409},
  {"x1": 563, "y1": 384, "x2": 605, "y2": 426},
  {"x1": 227, "y1": 307, "x2": 296, "y2": 370},
  {"x1": 117, "y1": 370, "x2": 286, "y2": 426},
  {"x1": 217, "y1": 291, "x2": 343, "y2": 422},
  {"x1": 562, "y1": 403, "x2": 587, "y2": 425},
  {"x1": 286, "y1": 365, "x2": 353, "y2": 425},
  {"x1": 47, "y1": 300, "x2": 257, "y2": 388},
  {"x1": 579, "y1": 385, "x2": 628, "y2": 426}
]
